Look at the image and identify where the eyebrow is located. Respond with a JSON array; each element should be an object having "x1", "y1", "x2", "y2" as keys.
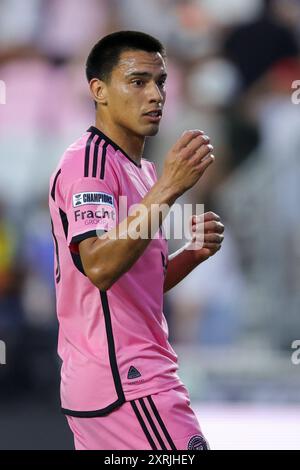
[{"x1": 125, "y1": 71, "x2": 168, "y2": 79}]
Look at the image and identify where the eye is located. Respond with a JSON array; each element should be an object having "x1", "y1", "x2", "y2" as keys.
[
  {"x1": 158, "y1": 79, "x2": 166, "y2": 88},
  {"x1": 132, "y1": 79, "x2": 144, "y2": 87}
]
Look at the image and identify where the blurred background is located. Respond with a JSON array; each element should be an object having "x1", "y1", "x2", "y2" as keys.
[{"x1": 0, "y1": 0, "x2": 300, "y2": 450}]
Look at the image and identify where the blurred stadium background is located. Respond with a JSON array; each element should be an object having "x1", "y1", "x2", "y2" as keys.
[{"x1": 0, "y1": 0, "x2": 300, "y2": 450}]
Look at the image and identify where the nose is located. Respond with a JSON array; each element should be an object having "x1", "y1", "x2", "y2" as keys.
[{"x1": 147, "y1": 81, "x2": 164, "y2": 105}]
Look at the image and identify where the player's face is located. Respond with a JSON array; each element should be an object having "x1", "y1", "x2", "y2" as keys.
[{"x1": 106, "y1": 50, "x2": 167, "y2": 137}]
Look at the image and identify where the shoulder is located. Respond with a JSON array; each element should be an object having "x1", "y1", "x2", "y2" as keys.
[{"x1": 59, "y1": 130, "x2": 121, "y2": 193}]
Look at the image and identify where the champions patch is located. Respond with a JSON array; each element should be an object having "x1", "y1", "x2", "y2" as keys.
[{"x1": 73, "y1": 191, "x2": 114, "y2": 208}]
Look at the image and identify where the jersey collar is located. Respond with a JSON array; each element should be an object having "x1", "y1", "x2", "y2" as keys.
[{"x1": 87, "y1": 126, "x2": 142, "y2": 168}]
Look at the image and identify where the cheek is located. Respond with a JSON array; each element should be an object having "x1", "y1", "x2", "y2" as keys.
[
  {"x1": 111, "y1": 86, "x2": 137, "y2": 112},
  {"x1": 108, "y1": 83, "x2": 144, "y2": 124}
]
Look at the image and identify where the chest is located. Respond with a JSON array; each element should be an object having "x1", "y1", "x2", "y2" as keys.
[{"x1": 119, "y1": 162, "x2": 168, "y2": 257}]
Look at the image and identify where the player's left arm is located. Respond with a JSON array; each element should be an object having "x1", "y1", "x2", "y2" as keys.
[{"x1": 163, "y1": 211, "x2": 224, "y2": 293}]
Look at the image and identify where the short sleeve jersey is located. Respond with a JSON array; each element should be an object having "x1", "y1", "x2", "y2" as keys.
[{"x1": 49, "y1": 126, "x2": 182, "y2": 417}]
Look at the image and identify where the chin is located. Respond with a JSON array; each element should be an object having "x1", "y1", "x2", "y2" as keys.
[{"x1": 144, "y1": 125, "x2": 160, "y2": 137}]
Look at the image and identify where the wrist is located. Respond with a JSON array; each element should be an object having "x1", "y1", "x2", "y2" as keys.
[
  {"x1": 184, "y1": 241, "x2": 210, "y2": 263},
  {"x1": 156, "y1": 177, "x2": 180, "y2": 205}
]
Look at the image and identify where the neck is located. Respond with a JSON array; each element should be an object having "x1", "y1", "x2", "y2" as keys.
[{"x1": 95, "y1": 115, "x2": 145, "y2": 166}]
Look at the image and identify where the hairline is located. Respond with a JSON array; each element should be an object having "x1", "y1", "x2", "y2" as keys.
[{"x1": 104, "y1": 48, "x2": 167, "y2": 83}]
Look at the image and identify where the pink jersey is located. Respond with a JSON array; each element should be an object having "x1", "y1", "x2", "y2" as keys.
[{"x1": 49, "y1": 126, "x2": 182, "y2": 417}]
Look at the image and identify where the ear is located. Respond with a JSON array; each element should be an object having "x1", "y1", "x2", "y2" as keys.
[{"x1": 89, "y1": 78, "x2": 108, "y2": 106}]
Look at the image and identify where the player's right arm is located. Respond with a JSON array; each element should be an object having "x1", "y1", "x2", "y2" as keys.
[{"x1": 79, "y1": 130, "x2": 214, "y2": 291}]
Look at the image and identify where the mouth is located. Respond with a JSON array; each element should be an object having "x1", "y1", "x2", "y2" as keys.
[{"x1": 143, "y1": 109, "x2": 162, "y2": 123}]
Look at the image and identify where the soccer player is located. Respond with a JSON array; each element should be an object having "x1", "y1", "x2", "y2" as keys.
[{"x1": 49, "y1": 31, "x2": 224, "y2": 450}]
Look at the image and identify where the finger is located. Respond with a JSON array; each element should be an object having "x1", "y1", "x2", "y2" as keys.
[
  {"x1": 204, "y1": 211, "x2": 220, "y2": 222},
  {"x1": 174, "y1": 129, "x2": 204, "y2": 151},
  {"x1": 195, "y1": 145, "x2": 214, "y2": 165},
  {"x1": 186, "y1": 139, "x2": 212, "y2": 163},
  {"x1": 203, "y1": 233, "x2": 224, "y2": 244},
  {"x1": 195, "y1": 154, "x2": 215, "y2": 173},
  {"x1": 191, "y1": 215, "x2": 197, "y2": 225},
  {"x1": 194, "y1": 220, "x2": 224, "y2": 234},
  {"x1": 194, "y1": 232, "x2": 224, "y2": 243},
  {"x1": 189, "y1": 146, "x2": 213, "y2": 169},
  {"x1": 193, "y1": 212, "x2": 221, "y2": 224},
  {"x1": 184, "y1": 134, "x2": 211, "y2": 157},
  {"x1": 202, "y1": 242, "x2": 222, "y2": 250}
]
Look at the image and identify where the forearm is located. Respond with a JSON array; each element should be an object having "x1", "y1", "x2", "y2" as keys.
[
  {"x1": 81, "y1": 178, "x2": 178, "y2": 290},
  {"x1": 80, "y1": 129, "x2": 216, "y2": 291},
  {"x1": 164, "y1": 243, "x2": 207, "y2": 293}
]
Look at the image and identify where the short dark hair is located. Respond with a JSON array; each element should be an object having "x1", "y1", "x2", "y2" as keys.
[{"x1": 86, "y1": 30, "x2": 166, "y2": 83}]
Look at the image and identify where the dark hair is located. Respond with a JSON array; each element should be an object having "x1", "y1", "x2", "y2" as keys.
[{"x1": 86, "y1": 30, "x2": 166, "y2": 83}]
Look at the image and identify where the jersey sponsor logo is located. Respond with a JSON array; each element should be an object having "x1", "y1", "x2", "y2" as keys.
[
  {"x1": 74, "y1": 205, "x2": 116, "y2": 233},
  {"x1": 127, "y1": 366, "x2": 141, "y2": 379},
  {"x1": 187, "y1": 434, "x2": 210, "y2": 450},
  {"x1": 74, "y1": 206, "x2": 115, "y2": 222},
  {"x1": 74, "y1": 206, "x2": 116, "y2": 232},
  {"x1": 73, "y1": 191, "x2": 114, "y2": 208}
]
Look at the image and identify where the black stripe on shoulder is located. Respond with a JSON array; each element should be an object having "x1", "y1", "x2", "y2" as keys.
[
  {"x1": 131, "y1": 401, "x2": 157, "y2": 450},
  {"x1": 51, "y1": 169, "x2": 61, "y2": 202},
  {"x1": 100, "y1": 142, "x2": 108, "y2": 180},
  {"x1": 92, "y1": 136, "x2": 102, "y2": 178},
  {"x1": 87, "y1": 126, "x2": 141, "y2": 168},
  {"x1": 84, "y1": 132, "x2": 95, "y2": 177}
]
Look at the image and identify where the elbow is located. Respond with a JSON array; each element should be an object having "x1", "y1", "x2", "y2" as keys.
[{"x1": 86, "y1": 266, "x2": 115, "y2": 292}]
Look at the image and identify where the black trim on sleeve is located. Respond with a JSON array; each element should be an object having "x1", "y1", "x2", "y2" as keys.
[
  {"x1": 59, "y1": 208, "x2": 68, "y2": 239},
  {"x1": 70, "y1": 229, "x2": 107, "y2": 245},
  {"x1": 58, "y1": 208, "x2": 86, "y2": 276},
  {"x1": 51, "y1": 169, "x2": 61, "y2": 202},
  {"x1": 70, "y1": 230, "x2": 98, "y2": 245},
  {"x1": 51, "y1": 218, "x2": 61, "y2": 284},
  {"x1": 87, "y1": 126, "x2": 141, "y2": 168}
]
